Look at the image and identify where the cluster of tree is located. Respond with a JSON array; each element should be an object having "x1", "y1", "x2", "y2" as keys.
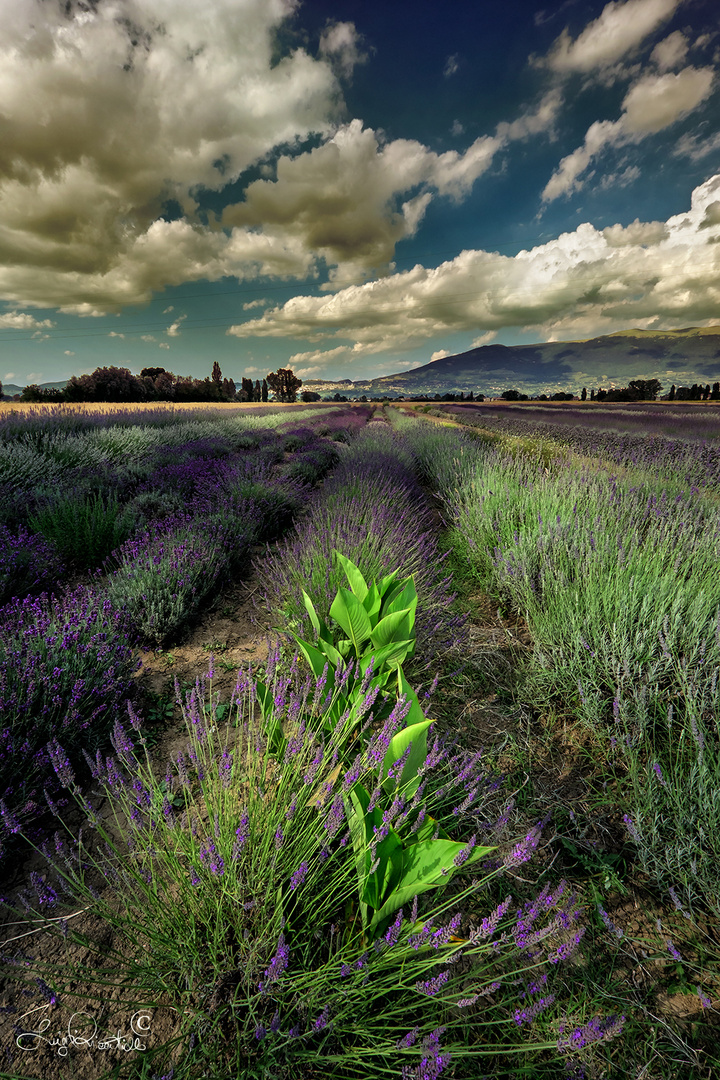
[
  {"x1": 667, "y1": 382, "x2": 720, "y2": 401},
  {"x1": 15, "y1": 363, "x2": 309, "y2": 405},
  {"x1": 586, "y1": 379, "x2": 662, "y2": 402},
  {"x1": 19, "y1": 363, "x2": 238, "y2": 404},
  {"x1": 238, "y1": 377, "x2": 269, "y2": 402}
]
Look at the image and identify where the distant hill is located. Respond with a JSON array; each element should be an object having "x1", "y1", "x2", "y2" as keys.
[
  {"x1": 359, "y1": 328, "x2": 720, "y2": 396},
  {"x1": 301, "y1": 327, "x2": 720, "y2": 397},
  {"x1": 1, "y1": 380, "x2": 68, "y2": 397}
]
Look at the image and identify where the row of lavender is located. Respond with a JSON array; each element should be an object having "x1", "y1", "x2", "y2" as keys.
[
  {"x1": 0, "y1": 413, "x2": 621, "y2": 1079},
  {"x1": 391, "y1": 408, "x2": 720, "y2": 921},
  {"x1": 435, "y1": 401, "x2": 720, "y2": 491},
  {"x1": 0, "y1": 404, "x2": 370, "y2": 863}
]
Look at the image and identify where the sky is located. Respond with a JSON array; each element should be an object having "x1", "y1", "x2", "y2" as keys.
[{"x1": 1, "y1": 0, "x2": 719, "y2": 392}]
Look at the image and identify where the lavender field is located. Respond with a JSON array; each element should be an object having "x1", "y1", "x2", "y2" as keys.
[{"x1": 0, "y1": 402, "x2": 718, "y2": 1080}]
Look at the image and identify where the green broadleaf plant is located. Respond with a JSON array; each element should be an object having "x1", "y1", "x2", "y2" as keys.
[{"x1": 255, "y1": 551, "x2": 497, "y2": 939}]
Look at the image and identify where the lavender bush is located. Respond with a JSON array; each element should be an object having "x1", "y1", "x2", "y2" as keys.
[
  {"x1": 0, "y1": 647, "x2": 622, "y2": 1079},
  {"x1": 28, "y1": 490, "x2": 136, "y2": 571},
  {"x1": 0, "y1": 524, "x2": 64, "y2": 604},
  {"x1": 391, "y1": 409, "x2": 720, "y2": 920},
  {"x1": 259, "y1": 427, "x2": 465, "y2": 672},
  {"x1": 0, "y1": 586, "x2": 137, "y2": 861},
  {"x1": 105, "y1": 515, "x2": 240, "y2": 647}
]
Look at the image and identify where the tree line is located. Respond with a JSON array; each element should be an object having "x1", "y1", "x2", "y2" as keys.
[{"x1": 9, "y1": 365, "x2": 307, "y2": 404}]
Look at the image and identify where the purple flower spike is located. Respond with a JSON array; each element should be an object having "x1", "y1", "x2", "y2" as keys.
[
  {"x1": 289, "y1": 861, "x2": 309, "y2": 891},
  {"x1": 47, "y1": 739, "x2": 76, "y2": 789},
  {"x1": 258, "y1": 933, "x2": 290, "y2": 992}
]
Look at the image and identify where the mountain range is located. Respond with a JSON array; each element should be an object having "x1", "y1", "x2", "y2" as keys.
[
  {"x1": 303, "y1": 328, "x2": 720, "y2": 397},
  {"x1": 3, "y1": 328, "x2": 720, "y2": 399}
]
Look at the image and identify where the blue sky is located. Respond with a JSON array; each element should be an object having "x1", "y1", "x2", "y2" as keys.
[{"x1": 1, "y1": 0, "x2": 719, "y2": 390}]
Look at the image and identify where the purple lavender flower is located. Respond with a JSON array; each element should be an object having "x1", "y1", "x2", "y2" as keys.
[
  {"x1": 259, "y1": 934, "x2": 290, "y2": 992},
  {"x1": 666, "y1": 939, "x2": 682, "y2": 962},
  {"x1": 597, "y1": 905, "x2": 623, "y2": 939},
  {"x1": 514, "y1": 995, "x2": 555, "y2": 1026},
  {"x1": 289, "y1": 861, "x2": 309, "y2": 891},
  {"x1": 0, "y1": 800, "x2": 21, "y2": 835},
  {"x1": 453, "y1": 835, "x2": 476, "y2": 868},
  {"x1": 384, "y1": 908, "x2": 404, "y2": 947},
  {"x1": 557, "y1": 1013, "x2": 625, "y2": 1052},
  {"x1": 47, "y1": 739, "x2": 76, "y2": 789},
  {"x1": 199, "y1": 837, "x2": 225, "y2": 877},
  {"x1": 313, "y1": 1005, "x2": 330, "y2": 1032},
  {"x1": 415, "y1": 970, "x2": 450, "y2": 996}
]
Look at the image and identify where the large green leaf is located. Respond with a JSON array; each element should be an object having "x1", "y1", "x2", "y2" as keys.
[
  {"x1": 254, "y1": 679, "x2": 285, "y2": 756},
  {"x1": 317, "y1": 637, "x2": 345, "y2": 668},
  {"x1": 397, "y1": 671, "x2": 427, "y2": 729},
  {"x1": 381, "y1": 719, "x2": 434, "y2": 795},
  {"x1": 330, "y1": 588, "x2": 372, "y2": 652},
  {"x1": 383, "y1": 579, "x2": 418, "y2": 621},
  {"x1": 359, "y1": 638, "x2": 414, "y2": 675},
  {"x1": 377, "y1": 569, "x2": 401, "y2": 599},
  {"x1": 368, "y1": 839, "x2": 495, "y2": 932},
  {"x1": 362, "y1": 582, "x2": 382, "y2": 622},
  {"x1": 334, "y1": 551, "x2": 369, "y2": 602},
  {"x1": 291, "y1": 635, "x2": 333, "y2": 680},
  {"x1": 370, "y1": 608, "x2": 413, "y2": 649},
  {"x1": 301, "y1": 589, "x2": 322, "y2": 636}
]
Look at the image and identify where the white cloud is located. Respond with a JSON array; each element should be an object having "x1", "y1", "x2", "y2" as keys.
[
  {"x1": 166, "y1": 314, "x2": 187, "y2": 337},
  {"x1": 542, "y1": 66, "x2": 714, "y2": 201},
  {"x1": 108, "y1": 331, "x2": 125, "y2": 338},
  {"x1": 650, "y1": 30, "x2": 689, "y2": 70},
  {"x1": 163, "y1": 306, "x2": 174, "y2": 314},
  {"x1": 0, "y1": 0, "x2": 343, "y2": 310},
  {"x1": 159, "y1": 342, "x2": 170, "y2": 349},
  {"x1": 63, "y1": 350, "x2": 75, "y2": 356},
  {"x1": 318, "y1": 21, "x2": 367, "y2": 79},
  {"x1": 0, "y1": 311, "x2": 54, "y2": 330},
  {"x1": 431, "y1": 349, "x2": 451, "y2": 361},
  {"x1": 443, "y1": 54, "x2": 460, "y2": 78},
  {"x1": 544, "y1": 0, "x2": 681, "y2": 73},
  {"x1": 229, "y1": 173, "x2": 720, "y2": 352},
  {"x1": 243, "y1": 366, "x2": 259, "y2": 374},
  {"x1": 141, "y1": 334, "x2": 157, "y2": 343},
  {"x1": 622, "y1": 67, "x2": 714, "y2": 133},
  {"x1": 287, "y1": 345, "x2": 355, "y2": 369},
  {"x1": 243, "y1": 298, "x2": 270, "y2": 309},
  {"x1": 471, "y1": 331, "x2": 498, "y2": 347},
  {"x1": 602, "y1": 218, "x2": 668, "y2": 245},
  {"x1": 27, "y1": 372, "x2": 42, "y2": 383},
  {"x1": 222, "y1": 120, "x2": 504, "y2": 287},
  {"x1": 674, "y1": 130, "x2": 720, "y2": 160},
  {"x1": 3, "y1": 372, "x2": 15, "y2": 381}
]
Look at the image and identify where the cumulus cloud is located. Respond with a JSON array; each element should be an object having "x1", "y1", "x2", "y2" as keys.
[
  {"x1": 431, "y1": 349, "x2": 451, "y2": 361},
  {"x1": 650, "y1": 30, "x2": 689, "y2": 70},
  {"x1": 64, "y1": 350, "x2": 75, "y2": 356},
  {"x1": 0, "y1": 0, "x2": 577, "y2": 313},
  {"x1": 318, "y1": 21, "x2": 367, "y2": 79},
  {"x1": 4, "y1": 373, "x2": 15, "y2": 381},
  {"x1": 222, "y1": 120, "x2": 504, "y2": 287},
  {"x1": 542, "y1": 66, "x2": 714, "y2": 201},
  {"x1": 0, "y1": 311, "x2": 55, "y2": 330},
  {"x1": 229, "y1": 173, "x2": 720, "y2": 352},
  {"x1": 0, "y1": 0, "x2": 342, "y2": 310},
  {"x1": 543, "y1": 0, "x2": 681, "y2": 73}
]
